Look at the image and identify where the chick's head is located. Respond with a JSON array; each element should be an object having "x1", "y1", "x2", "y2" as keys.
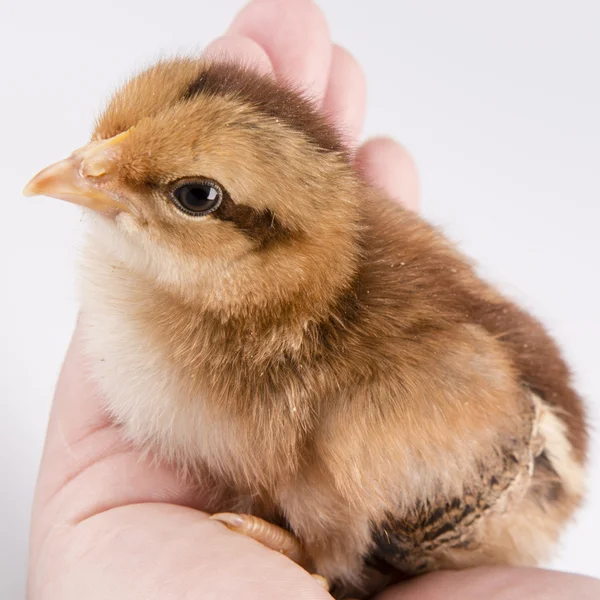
[{"x1": 25, "y1": 59, "x2": 362, "y2": 315}]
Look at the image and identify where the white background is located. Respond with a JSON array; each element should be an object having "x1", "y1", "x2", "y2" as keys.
[{"x1": 1, "y1": 0, "x2": 598, "y2": 597}]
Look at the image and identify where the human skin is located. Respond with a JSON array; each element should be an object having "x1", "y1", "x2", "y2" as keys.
[{"x1": 27, "y1": 0, "x2": 600, "y2": 598}]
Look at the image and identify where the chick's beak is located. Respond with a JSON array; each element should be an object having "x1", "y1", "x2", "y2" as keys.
[{"x1": 23, "y1": 130, "x2": 132, "y2": 216}]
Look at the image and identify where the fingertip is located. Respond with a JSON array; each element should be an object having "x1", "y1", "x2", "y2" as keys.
[
  {"x1": 228, "y1": 0, "x2": 332, "y2": 98},
  {"x1": 203, "y1": 34, "x2": 274, "y2": 76},
  {"x1": 355, "y1": 137, "x2": 420, "y2": 211},
  {"x1": 323, "y1": 44, "x2": 367, "y2": 146}
]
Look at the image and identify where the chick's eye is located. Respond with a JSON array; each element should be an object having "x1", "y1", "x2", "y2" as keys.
[{"x1": 172, "y1": 181, "x2": 222, "y2": 216}]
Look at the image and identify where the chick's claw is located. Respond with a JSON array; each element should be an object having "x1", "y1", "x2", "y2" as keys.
[{"x1": 311, "y1": 574, "x2": 330, "y2": 590}]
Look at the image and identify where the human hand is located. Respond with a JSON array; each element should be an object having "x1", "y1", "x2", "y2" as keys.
[{"x1": 27, "y1": 1, "x2": 599, "y2": 599}]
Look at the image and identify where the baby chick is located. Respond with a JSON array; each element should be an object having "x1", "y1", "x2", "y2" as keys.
[{"x1": 24, "y1": 59, "x2": 587, "y2": 599}]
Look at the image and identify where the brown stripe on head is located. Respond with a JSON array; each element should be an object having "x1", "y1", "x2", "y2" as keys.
[{"x1": 182, "y1": 62, "x2": 346, "y2": 154}]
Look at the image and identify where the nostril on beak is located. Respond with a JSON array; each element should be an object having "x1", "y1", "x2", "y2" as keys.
[
  {"x1": 78, "y1": 128, "x2": 134, "y2": 180},
  {"x1": 80, "y1": 158, "x2": 109, "y2": 179}
]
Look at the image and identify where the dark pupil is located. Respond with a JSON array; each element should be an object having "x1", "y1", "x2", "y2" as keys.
[{"x1": 177, "y1": 184, "x2": 219, "y2": 213}]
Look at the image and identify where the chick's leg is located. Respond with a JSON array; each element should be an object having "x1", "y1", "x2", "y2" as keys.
[{"x1": 209, "y1": 513, "x2": 330, "y2": 591}]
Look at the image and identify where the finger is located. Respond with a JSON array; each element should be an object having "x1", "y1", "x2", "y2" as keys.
[
  {"x1": 203, "y1": 34, "x2": 274, "y2": 76},
  {"x1": 322, "y1": 44, "x2": 367, "y2": 146},
  {"x1": 229, "y1": 0, "x2": 332, "y2": 101},
  {"x1": 375, "y1": 566, "x2": 600, "y2": 600},
  {"x1": 355, "y1": 137, "x2": 420, "y2": 211},
  {"x1": 31, "y1": 504, "x2": 332, "y2": 600}
]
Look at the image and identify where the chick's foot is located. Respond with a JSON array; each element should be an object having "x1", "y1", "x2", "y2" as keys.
[{"x1": 209, "y1": 512, "x2": 330, "y2": 591}]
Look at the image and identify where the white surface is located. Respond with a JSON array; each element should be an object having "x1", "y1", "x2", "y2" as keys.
[{"x1": 1, "y1": 0, "x2": 598, "y2": 596}]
